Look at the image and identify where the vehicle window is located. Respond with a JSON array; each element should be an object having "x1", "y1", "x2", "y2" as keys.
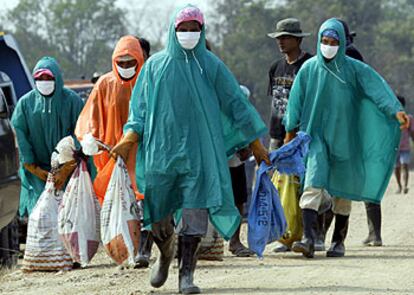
[
  {"x1": 1, "y1": 86, "x2": 14, "y2": 107},
  {"x1": 0, "y1": 89, "x2": 7, "y2": 114},
  {"x1": 0, "y1": 86, "x2": 15, "y2": 116}
]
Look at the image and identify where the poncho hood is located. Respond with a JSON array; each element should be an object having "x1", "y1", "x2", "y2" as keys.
[
  {"x1": 112, "y1": 35, "x2": 144, "y2": 86},
  {"x1": 317, "y1": 18, "x2": 347, "y2": 67},
  {"x1": 166, "y1": 4, "x2": 207, "y2": 60},
  {"x1": 33, "y1": 57, "x2": 64, "y2": 100}
]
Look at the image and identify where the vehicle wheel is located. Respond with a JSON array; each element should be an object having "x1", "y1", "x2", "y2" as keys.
[{"x1": 0, "y1": 217, "x2": 20, "y2": 268}]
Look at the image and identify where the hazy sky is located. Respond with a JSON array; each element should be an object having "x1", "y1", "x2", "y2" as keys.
[
  {"x1": 0, "y1": 1, "x2": 213, "y2": 42},
  {"x1": 0, "y1": 0, "x2": 210, "y2": 11},
  {"x1": 0, "y1": 0, "x2": 213, "y2": 44}
]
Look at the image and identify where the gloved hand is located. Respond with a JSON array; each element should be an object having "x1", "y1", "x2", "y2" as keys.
[
  {"x1": 53, "y1": 160, "x2": 77, "y2": 190},
  {"x1": 23, "y1": 163, "x2": 48, "y2": 182},
  {"x1": 110, "y1": 131, "x2": 139, "y2": 162},
  {"x1": 249, "y1": 139, "x2": 271, "y2": 165},
  {"x1": 396, "y1": 111, "x2": 410, "y2": 130},
  {"x1": 284, "y1": 131, "x2": 297, "y2": 144}
]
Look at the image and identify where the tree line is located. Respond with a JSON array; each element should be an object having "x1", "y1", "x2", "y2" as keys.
[{"x1": 2, "y1": 0, "x2": 413, "y2": 118}]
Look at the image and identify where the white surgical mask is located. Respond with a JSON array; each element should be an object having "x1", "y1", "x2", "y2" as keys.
[
  {"x1": 176, "y1": 32, "x2": 201, "y2": 50},
  {"x1": 36, "y1": 81, "x2": 55, "y2": 96},
  {"x1": 320, "y1": 44, "x2": 339, "y2": 59},
  {"x1": 116, "y1": 65, "x2": 136, "y2": 79}
]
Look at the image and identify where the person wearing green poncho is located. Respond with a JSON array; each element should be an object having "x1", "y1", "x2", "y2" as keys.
[
  {"x1": 111, "y1": 5, "x2": 269, "y2": 294},
  {"x1": 284, "y1": 18, "x2": 410, "y2": 259},
  {"x1": 11, "y1": 57, "x2": 84, "y2": 217}
]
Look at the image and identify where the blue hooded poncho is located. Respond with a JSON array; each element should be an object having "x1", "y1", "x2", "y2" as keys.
[
  {"x1": 11, "y1": 57, "x2": 84, "y2": 216},
  {"x1": 124, "y1": 5, "x2": 267, "y2": 239},
  {"x1": 284, "y1": 18, "x2": 402, "y2": 204}
]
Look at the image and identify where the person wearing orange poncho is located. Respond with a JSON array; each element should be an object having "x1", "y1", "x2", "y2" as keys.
[
  {"x1": 75, "y1": 35, "x2": 154, "y2": 269},
  {"x1": 75, "y1": 35, "x2": 144, "y2": 203}
]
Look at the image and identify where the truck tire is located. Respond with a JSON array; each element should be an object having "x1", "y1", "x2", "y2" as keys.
[{"x1": 0, "y1": 217, "x2": 19, "y2": 268}]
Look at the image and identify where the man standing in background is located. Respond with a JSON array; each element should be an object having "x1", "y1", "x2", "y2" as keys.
[
  {"x1": 267, "y1": 18, "x2": 313, "y2": 150},
  {"x1": 267, "y1": 18, "x2": 313, "y2": 253}
]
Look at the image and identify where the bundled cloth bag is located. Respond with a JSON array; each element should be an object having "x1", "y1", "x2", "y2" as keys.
[
  {"x1": 198, "y1": 222, "x2": 224, "y2": 261},
  {"x1": 248, "y1": 132, "x2": 311, "y2": 257},
  {"x1": 58, "y1": 160, "x2": 101, "y2": 267},
  {"x1": 101, "y1": 158, "x2": 140, "y2": 266},
  {"x1": 22, "y1": 154, "x2": 72, "y2": 272}
]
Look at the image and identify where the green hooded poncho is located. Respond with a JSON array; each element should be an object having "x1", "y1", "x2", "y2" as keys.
[
  {"x1": 124, "y1": 5, "x2": 267, "y2": 239},
  {"x1": 284, "y1": 18, "x2": 402, "y2": 204},
  {"x1": 11, "y1": 57, "x2": 84, "y2": 216}
]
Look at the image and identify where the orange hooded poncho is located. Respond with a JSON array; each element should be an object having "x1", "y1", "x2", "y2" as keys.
[{"x1": 75, "y1": 35, "x2": 145, "y2": 204}]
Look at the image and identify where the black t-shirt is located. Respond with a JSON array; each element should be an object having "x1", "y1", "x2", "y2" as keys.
[
  {"x1": 346, "y1": 45, "x2": 364, "y2": 62},
  {"x1": 267, "y1": 52, "x2": 313, "y2": 140}
]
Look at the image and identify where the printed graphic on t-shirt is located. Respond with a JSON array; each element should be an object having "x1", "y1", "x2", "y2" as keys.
[{"x1": 271, "y1": 75, "x2": 295, "y2": 117}]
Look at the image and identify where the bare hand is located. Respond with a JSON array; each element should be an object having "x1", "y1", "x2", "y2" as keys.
[{"x1": 250, "y1": 139, "x2": 271, "y2": 165}]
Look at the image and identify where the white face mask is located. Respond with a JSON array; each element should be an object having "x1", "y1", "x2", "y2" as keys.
[
  {"x1": 320, "y1": 44, "x2": 339, "y2": 59},
  {"x1": 36, "y1": 81, "x2": 55, "y2": 96},
  {"x1": 116, "y1": 65, "x2": 136, "y2": 79},
  {"x1": 176, "y1": 32, "x2": 201, "y2": 50}
]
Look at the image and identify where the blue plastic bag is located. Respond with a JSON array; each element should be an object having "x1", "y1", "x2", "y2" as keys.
[
  {"x1": 248, "y1": 132, "x2": 311, "y2": 257},
  {"x1": 248, "y1": 162, "x2": 286, "y2": 258}
]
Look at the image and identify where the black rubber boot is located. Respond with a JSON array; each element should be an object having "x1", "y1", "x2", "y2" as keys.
[
  {"x1": 315, "y1": 209, "x2": 334, "y2": 251},
  {"x1": 327, "y1": 214, "x2": 349, "y2": 257},
  {"x1": 315, "y1": 214, "x2": 325, "y2": 251},
  {"x1": 292, "y1": 209, "x2": 318, "y2": 258},
  {"x1": 362, "y1": 203, "x2": 382, "y2": 246},
  {"x1": 178, "y1": 236, "x2": 201, "y2": 294},
  {"x1": 135, "y1": 230, "x2": 154, "y2": 268},
  {"x1": 323, "y1": 209, "x2": 334, "y2": 239},
  {"x1": 150, "y1": 232, "x2": 175, "y2": 288}
]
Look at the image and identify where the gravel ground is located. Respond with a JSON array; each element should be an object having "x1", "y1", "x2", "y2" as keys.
[{"x1": 1, "y1": 174, "x2": 413, "y2": 295}]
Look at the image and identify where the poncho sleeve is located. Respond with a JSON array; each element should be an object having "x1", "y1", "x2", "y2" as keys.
[
  {"x1": 356, "y1": 62, "x2": 402, "y2": 118},
  {"x1": 11, "y1": 95, "x2": 36, "y2": 164},
  {"x1": 214, "y1": 62, "x2": 267, "y2": 156},
  {"x1": 75, "y1": 82, "x2": 104, "y2": 141},
  {"x1": 284, "y1": 67, "x2": 306, "y2": 132},
  {"x1": 124, "y1": 63, "x2": 148, "y2": 138}
]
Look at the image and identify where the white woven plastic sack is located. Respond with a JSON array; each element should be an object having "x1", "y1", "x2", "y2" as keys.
[
  {"x1": 101, "y1": 157, "x2": 140, "y2": 266},
  {"x1": 58, "y1": 160, "x2": 100, "y2": 267},
  {"x1": 22, "y1": 176, "x2": 73, "y2": 272}
]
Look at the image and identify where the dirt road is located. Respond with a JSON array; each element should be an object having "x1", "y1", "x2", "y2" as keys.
[{"x1": 1, "y1": 175, "x2": 413, "y2": 295}]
